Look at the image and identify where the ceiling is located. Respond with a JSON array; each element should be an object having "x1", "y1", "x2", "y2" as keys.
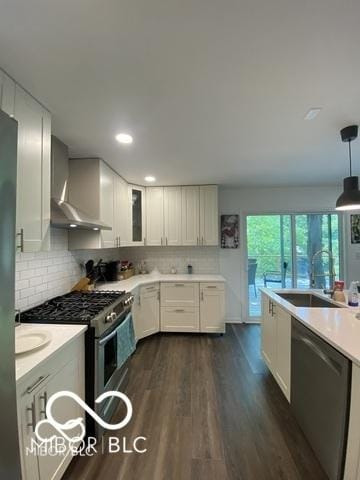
[{"x1": 0, "y1": 0, "x2": 360, "y2": 187}]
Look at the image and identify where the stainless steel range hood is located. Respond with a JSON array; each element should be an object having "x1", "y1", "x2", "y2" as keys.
[
  {"x1": 51, "y1": 198, "x2": 111, "y2": 230},
  {"x1": 51, "y1": 136, "x2": 111, "y2": 230}
]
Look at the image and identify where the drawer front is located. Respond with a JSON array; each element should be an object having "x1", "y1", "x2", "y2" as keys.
[
  {"x1": 200, "y1": 282, "x2": 225, "y2": 291},
  {"x1": 160, "y1": 307, "x2": 200, "y2": 332},
  {"x1": 160, "y1": 282, "x2": 199, "y2": 307},
  {"x1": 140, "y1": 282, "x2": 160, "y2": 296}
]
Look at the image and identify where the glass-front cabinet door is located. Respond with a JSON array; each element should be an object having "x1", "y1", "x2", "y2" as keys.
[{"x1": 129, "y1": 185, "x2": 146, "y2": 245}]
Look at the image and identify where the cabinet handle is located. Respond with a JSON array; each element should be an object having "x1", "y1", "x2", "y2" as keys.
[
  {"x1": 119, "y1": 236, "x2": 121, "y2": 247},
  {"x1": 207, "y1": 286, "x2": 217, "y2": 289},
  {"x1": 39, "y1": 391, "x2": 48, "y2": 419},
  {"x1": 174, "y1": 283, "x2": 185, "y2": 287},
  {"x1": 201, "y1": 291, "x2": 204, "y2": 301},
  {"x1": 268, "y1": 300, "x2": 272, "y2": 314},
  {"x1": 175, "y1": 309, "x2": 185, "y2": 313},
  {"x1": 166, "y1": 237, "x2": 168, "y2": 246},
  {"x1": 271, "y1": 303, "x2": 275, "y2": 316},
  {"x1": 161, "y1": 237, "x2": 163, "y2": 246},
  {"x1": 26, "y1": 375, "x2": 49, "y2": 394},
  {"x1": 138, "y1": 295, "x2": 141, "y2": 306},
  {"x1": 26, "y1": 401, "x2": 36, "y2": 432},
  {"x1": 157, "y1": 291, "x2": 160, "y2": 301},
  {"x1": 16, "y1": 228, "x2": 24, "y2": 252},
  {"x1": 202, "y1": 236, "x2": 204, "y2": 245},
  {"x1": 144, "y1": 238, "x2": 146, "y2": 245}
]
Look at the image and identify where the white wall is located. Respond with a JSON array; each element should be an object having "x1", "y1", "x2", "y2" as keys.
[
  {"x1": 16, "y1": 186, "x2": 360, "y2": 321},
  {"x1": 218, "y1": 185, "x2": 359, "y2": 322}
]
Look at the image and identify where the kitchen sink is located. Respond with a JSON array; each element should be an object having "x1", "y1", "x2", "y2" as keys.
[{"x1": 276, "y1": 292, "x2": 344, "y2": 308}]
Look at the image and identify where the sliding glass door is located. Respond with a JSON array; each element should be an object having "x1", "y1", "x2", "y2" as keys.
[{"x1": 246, "y1": 213, "x2": 342, "y2": 318}]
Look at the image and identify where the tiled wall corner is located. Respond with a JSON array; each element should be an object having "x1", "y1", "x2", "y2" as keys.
[
  {"x1": 15, "y1": 229, "x2": 81, "y2": 311},
  {"x1": 119, "y1": 246, "x2": 220, "y2": 274},
  {"x1": 15, "y1": 229, "x2": 220, "y2": 311}
]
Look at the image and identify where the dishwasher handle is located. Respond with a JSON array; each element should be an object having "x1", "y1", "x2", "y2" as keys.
[{"x1": 292, "y1": 330, "x2": 342, "y2": 376}]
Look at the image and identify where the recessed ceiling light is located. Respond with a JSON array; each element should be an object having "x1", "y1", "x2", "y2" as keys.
[
  {"x1": 144, "y1": 176, "x2": 156, "y2": 182},
  {"x1": 304, "y1": 108, "x2": 322, "y2": 120},
  {"x1": 69, "y1": 224, "x2": 77, "y2": 228},
  {"x1": 93, "y1": 227, "x2": 99, "y2": 231},
  {"x1": 115, "y1": 133, "x2": 133, "y2": 144}
]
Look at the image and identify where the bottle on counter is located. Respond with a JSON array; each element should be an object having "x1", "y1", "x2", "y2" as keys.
[
  {"x1": 348, "y1": 281, "x2": 359, "y2": 307},
  {"x1": 333, "y1": 280, "x2": 346, "y2": 303}
]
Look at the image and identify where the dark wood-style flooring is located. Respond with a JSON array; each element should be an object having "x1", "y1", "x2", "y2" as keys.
[{"x1": 64, "y1": 325, "x2": 326, "y2": 480}]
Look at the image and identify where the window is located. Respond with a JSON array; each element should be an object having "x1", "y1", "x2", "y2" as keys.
[{"x1": 246, "y1": 213, "x2": 342, "y2": 318}]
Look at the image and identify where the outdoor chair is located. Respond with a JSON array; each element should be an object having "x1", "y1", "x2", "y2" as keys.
[
  {"x1": 263, "y1": 262, "x2": 288, "y2": 288},
  {"x1": 248, "y1": 258, "x2": 258, "y2": 297}
]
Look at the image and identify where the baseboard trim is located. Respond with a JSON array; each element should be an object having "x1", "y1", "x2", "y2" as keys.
[{"x1": 225, "y1": 317, "x2": 243, "y2": 324}]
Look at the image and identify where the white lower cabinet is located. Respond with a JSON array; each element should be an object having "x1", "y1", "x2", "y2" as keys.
[
  {"x1": 17, "y1": 336, "x2": 85, "y2": 480},
  {"x1": 200, "y1": 283, "x2": 225, "y2": 333},
  {"x1": 160, "y1": 282, "x2": 199, "y2": 308},
  {"x1": 274, "y1": 305, "x2": 291, "y2": 400},
  {"x1": 261, "y1": 294, "x2": 291, "y2": 401},
  {"x1": 161, "y1": 307, "x2": 200, "y2": 332},
  {"x1": 261, "y1": 294, "x2": 277, "y2": 372},
  {"x1": 159, "y1": 281, "x2": 225, "y2": 333},
  {"x1": 132, "y1": 284, "x2": 160, "y2": 341}
]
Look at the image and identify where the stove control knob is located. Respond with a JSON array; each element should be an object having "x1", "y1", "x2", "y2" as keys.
[{"x1": 104, "y1": 314, "x2": 113, "y2": 323}]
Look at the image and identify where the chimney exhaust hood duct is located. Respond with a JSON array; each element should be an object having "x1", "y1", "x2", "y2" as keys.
[{"x1": 50, "y1": 136, "x2": 111, "y2": 230}]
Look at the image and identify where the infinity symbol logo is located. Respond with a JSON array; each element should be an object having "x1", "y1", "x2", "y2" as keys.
[{"x1": 35, "y1": 391, "x2": 133, "y2": 443}]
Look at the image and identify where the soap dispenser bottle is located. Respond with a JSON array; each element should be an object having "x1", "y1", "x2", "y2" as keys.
[{"x1": 348, "y1": 281, "x2": 359, "y2": 307}]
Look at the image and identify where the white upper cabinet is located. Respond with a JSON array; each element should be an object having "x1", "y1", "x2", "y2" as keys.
[
  {"x1": 0, "y1": 71, "x2": 15, "y2": 117},
  {"x1": 14, "y1": 85, "x2": 51, "y2": 252},
  {"x1": 99, "y1": 162, "x2": 116, "y2": 248},
  {"x1": 181, "y1": 186, "x2": 200, "y2": 246},
  {"x1": 164, "y1": 186, "x2": 182, "y2": 246},
  {"x1": 128, "y1": 185, "x2": 146, "y2": 246},
  {"x1": 114, "y1": 175, "x2": 129, "y2": 247},
  {"x1": 200, "y1": 185, "x2": 218, "y2": 246},
  {"x1": 146, "y1": 187, "x2": 164, "y2": 246}
]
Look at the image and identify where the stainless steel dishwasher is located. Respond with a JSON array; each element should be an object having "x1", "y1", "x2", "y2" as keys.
[{"x1": 291, "y1": 318, "x2": 351, "y2": 480}]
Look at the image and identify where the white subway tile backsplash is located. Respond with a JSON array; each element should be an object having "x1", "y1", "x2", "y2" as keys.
[{"x1": 15, "y1": 229, "x2": 220, "y2": 311}]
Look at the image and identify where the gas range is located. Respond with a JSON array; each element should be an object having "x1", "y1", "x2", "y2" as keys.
[
  {"x1": 20, "y1": 289, "x2": 136, "y2": 438},
  {"x1": 20, "y1": 290, "x2": 134, "y2": 337}
]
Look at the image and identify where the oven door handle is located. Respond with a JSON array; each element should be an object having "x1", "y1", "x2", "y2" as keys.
[
  {"x1": 98, "y1": 312, "x2": 132, "y2": 346},
  {"x1": 98, "y1": 326, "x2": 119, "y2": 346}
]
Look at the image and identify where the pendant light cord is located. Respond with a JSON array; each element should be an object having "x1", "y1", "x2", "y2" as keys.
[{"x1": 349, "y1": 140, "x2": 353, "y2": 176}]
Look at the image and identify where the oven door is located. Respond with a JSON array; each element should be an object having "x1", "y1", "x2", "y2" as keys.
[{"x1": 95, "y1": 312, "x2": 132, "y2": 429}]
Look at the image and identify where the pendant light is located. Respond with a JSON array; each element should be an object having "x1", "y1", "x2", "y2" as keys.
[{"x1": 335, "y1": 125, "x2": 360, "y2": 211}]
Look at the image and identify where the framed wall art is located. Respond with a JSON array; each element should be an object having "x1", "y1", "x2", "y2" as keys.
[
  {"x1": 221, "y1": 214, "x2": 239, "y2": 249},
  {"x1": 351, "y1": 214, "x2": 360, "y2": 244}
]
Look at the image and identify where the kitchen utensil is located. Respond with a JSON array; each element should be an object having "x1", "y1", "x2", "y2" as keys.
[{"x1": 71, "y1": 277, "x2": 90, "y2": 292}]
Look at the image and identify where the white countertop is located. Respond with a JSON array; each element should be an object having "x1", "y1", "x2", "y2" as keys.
[
  {"x1": 261, "y1": 288, "x2": 360, "y2": 366},
  {"x1": 15, "y1": 323, "x2": 87, "y2": 383},
  {"x1": 97, "y1": 272, "x2": 226, "y2": 293}
]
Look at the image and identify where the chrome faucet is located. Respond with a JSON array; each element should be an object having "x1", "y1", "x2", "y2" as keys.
[{"x1": 310, "y1": 249, "x2": 336, "y2": 289}]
